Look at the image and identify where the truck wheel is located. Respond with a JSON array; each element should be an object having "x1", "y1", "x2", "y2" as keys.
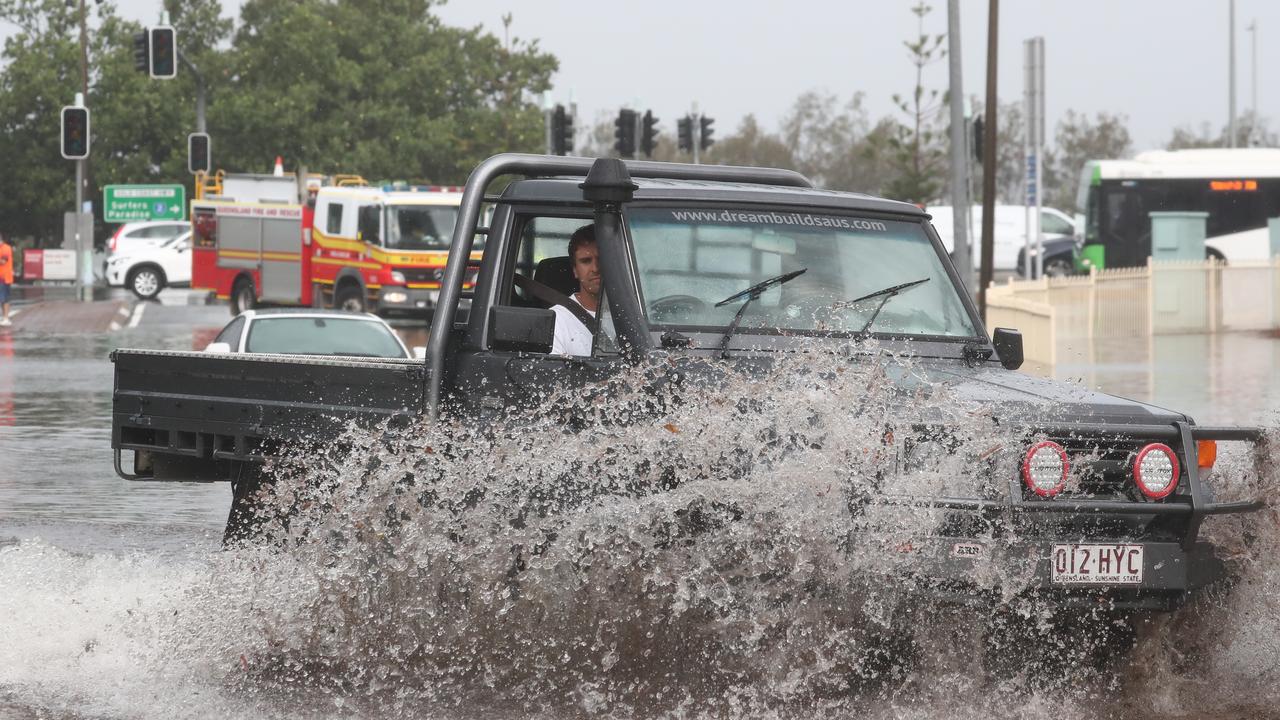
[
  {"x1": 231, "y1": 277, "x2": 256, "y2": 315},
  {"x1": 224, "y1": 465, "x2": 269, "y2": 546},
  {"x1": 334, "y1": 284, "x2": 366, "y2": 313},
  {"x1": 127, "y1": 265, "x2": 166, "y2": 300}
]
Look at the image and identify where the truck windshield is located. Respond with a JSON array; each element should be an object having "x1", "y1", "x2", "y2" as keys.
[
  {"x1": 384, "y1": 205, "x2": 460, "y2": 251},
  {"x1": 627, "y1": 207, "x2": 977, "y2": 339}
]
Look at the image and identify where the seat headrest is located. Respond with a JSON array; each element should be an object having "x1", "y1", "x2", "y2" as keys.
[{"x1": 533, "y1": 256, "x2": 577, "y2": 299}]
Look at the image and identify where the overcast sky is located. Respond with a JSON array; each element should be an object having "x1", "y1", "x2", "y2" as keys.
[{"x1": 58, "y1": 0, "x2": 1280, "y2": 151}]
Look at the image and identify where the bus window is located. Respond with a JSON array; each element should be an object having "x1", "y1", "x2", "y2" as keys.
[
  {"x1": 1084, "y1": 185, "x2": 1100, "y2": 244},
  {"x1": 1206, "y1": 191, "x2": 1264, "y2": 238},
  {"x1": 1103, "y1": 186, "x2": 1149, "y2": 268}
]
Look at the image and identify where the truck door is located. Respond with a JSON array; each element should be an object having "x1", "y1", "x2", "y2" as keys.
[{"x1": 451, "y1": 210, "x2": 622, "y2": 418}]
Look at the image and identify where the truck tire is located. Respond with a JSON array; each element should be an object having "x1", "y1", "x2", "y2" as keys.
[
  {"x1": 334, "y1": 283, "x2": 366, "y2": 313},
  {"x1": 224, "y1": 464, "x2": 270, "y2": 546},
  {"x1": 127, "y1": 265, "x2": 166, "y2": 300},
  {"x1": 231, "y1": 276, "x2": 256, "y2": 316}
]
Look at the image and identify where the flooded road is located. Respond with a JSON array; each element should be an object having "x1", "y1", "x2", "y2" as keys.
[{"x1": 1, "y1": 296, "x2": 1277, "y2": 719}]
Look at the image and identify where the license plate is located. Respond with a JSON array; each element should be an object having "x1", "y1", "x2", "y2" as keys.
[{"x1": 1051, "y1": 544, "x2": 1143, "y2": 584}]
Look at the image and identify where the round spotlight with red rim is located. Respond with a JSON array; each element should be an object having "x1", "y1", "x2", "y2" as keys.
[
  {"x1": 1022, "y1": 440, "x2": 1069, "y2": 497},
  {"x1": 1134, "y1": 443, "x2": 1180, "y2": 499}
]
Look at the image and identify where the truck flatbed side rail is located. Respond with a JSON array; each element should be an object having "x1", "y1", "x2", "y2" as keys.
[{"x1": 426, "y1": 154, "x2": 815, "y2": 418}]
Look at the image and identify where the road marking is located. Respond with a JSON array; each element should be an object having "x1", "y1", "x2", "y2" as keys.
[
  {"x1": 117, "y1": 306, "x2": 131, "y2": 317},
  {"x1": 128, "y1": 303, "x2": 146, "y2": 329}
]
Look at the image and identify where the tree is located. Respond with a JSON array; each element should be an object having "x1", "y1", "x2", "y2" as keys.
[
  {"x1": 1047, "y1": 110, "x2": 1131, "y2": 210},
  {"x1": 1167, "y1": 111, "x2": 1278, "y2": 150},
  {"x1": 706, "y1": 114, "x2": 795, "y2": 170},
  {"x1": 777, "y1": 90, "x2": 899, "y2": 193},
  {"x1": 0, "y1": 0, "x2": 556, "y2": 244},
  {"x1": 213, "y1": 0, "x2": 556, "y2": 183},
  {"x1": 0, "y1": 0, "x2": 84, "y2": 243},
  {"x1": 882, "y1": 1, "x2": 948, "y2": 204},
  {"x1": 970, "y1": 98, "x2": 1049, "y2": 206}
]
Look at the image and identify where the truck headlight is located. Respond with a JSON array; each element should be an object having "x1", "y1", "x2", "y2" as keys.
[
  {"x1": 1134, "y1": 443, "x2": 1179, "y2": 499},
  {"x1": 383, "y1": 291, "x2": 408, "y2": 304},
  {"x1": 1022, "y1": 441, "x2": 1068, "y2": 497},
  {"x1": 390, "y1": 271, "x2": 406, "y2": 284}
]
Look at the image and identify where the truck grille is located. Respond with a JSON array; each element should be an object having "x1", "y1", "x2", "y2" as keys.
[
  {"x1": 397, "y1": 267, "x2": 478, "y2": 286},
  {"x1": 1050, "y1": 436, "x2": 1185, "y2": 503},
  {"x1": 882, "y1": 426, "x2": 1187, "y2": 504}
]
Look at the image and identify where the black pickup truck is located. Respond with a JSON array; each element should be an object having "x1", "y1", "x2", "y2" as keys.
[{"x1": 112, "y1": 154, "x2": 1265, "y2": 614}]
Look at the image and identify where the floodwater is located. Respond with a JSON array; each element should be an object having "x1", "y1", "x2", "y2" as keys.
[{"x1": 1, "y1": 303, "x2": 1278, "y2": 720}]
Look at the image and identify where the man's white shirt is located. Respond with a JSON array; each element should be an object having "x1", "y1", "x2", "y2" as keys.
[{"x1": 551, "y1": 294, "x2": 597, "y2": 356}]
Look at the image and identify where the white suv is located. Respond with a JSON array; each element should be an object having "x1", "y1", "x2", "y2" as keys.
[
  {"x1": 107, "y1": 220, "x2": 190, "y2": 257},
  {"x1": 105, "y1": 231, "x2": 193, "y2": 299}
]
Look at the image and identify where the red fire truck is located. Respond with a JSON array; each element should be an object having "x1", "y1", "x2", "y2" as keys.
[{"x1": 191, "y1": 170, "x2": 475, "y2": 315}]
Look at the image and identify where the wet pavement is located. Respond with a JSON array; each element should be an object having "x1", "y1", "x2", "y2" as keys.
[{"x1": 1035, "y1": 332, "x2": 1280, "y2": 426}]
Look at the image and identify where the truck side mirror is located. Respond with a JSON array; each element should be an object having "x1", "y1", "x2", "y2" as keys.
[
  {"x1": 992, "y1": 327, "x2": 1023, "y2": 370},
  {"x1": 490, "y1": 305, "x2": 555, "y2": 354}
]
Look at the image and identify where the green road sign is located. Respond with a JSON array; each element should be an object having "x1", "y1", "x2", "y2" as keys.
[{"x1": 103, "y1": 184, "x2": 186, "y2": 223}]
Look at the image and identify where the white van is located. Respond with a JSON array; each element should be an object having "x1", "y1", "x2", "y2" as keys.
[{"x1": 927, "y1": 205, "x2": 1078, "y2": 276}]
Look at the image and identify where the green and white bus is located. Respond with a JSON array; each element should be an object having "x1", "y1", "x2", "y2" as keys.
[{"x1": 1076, "y1": 148, "x2": 1280, "y2": 269}]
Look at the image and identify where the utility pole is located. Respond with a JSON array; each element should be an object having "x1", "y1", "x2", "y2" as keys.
[
  {"x1": 978, "y1": 0, "x2": 999, "y2": 317},
  {"x1": 946, "y1": 0, "x2": 973, "y2": 296},
  {"x1": 1223, "y1": 0, "x2": 1233, "y2": 148},
  {"x1": 1023, "y1": 37, "x2": 1045, "y2": 280}
]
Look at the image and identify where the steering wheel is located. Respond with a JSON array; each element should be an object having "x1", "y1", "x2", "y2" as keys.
[{"x1": 649, "y1": 294, "x2": 709, "y2": 322}]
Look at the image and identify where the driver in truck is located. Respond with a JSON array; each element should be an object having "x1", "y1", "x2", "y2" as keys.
[{"x1": 551, "y1": 223, "x2": 600, "y2": 356}]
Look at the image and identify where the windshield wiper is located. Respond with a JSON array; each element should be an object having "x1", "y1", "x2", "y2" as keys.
[
  {"x1": 715, "y1": 268, "x2": 807, "y2": 358},
  {"x1": 830, "y1": 277, "x2": 930, "y2": 339}
]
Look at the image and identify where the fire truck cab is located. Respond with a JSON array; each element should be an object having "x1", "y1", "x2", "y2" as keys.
[
  {"x1": 311, "y1": 185, "x2": 469, "y2": 314},
  {"x1": 191, "y1": 171, "x2": 470, "y2": 316}
]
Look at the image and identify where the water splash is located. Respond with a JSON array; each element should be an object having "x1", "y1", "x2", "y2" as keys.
[{"x1": 3, "y1": 350, "x2": 1276, "y2": 719}]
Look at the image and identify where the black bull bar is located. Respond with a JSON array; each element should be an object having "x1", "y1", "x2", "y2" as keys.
[{"x1": 873, "y1": 421, "x2": 1269, "y2": 551}]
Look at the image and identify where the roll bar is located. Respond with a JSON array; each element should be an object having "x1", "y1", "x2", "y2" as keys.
[{"x1": 424, "y1": 153, "x2": 813, "y2": 418}]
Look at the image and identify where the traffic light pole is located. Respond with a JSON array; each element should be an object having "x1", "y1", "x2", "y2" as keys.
[
  {"x1": 178, "y1": 51, "x2": 207, "y2": 133},
  {"x1": 691, "y1": 112, "x2": 700, "y2": 165},
  {"x1": 76, "y1": 0, "x2": 91, "y2": 300},
  {"x1": 634, "y1": 111, "x2": 642, "y2": 160}
]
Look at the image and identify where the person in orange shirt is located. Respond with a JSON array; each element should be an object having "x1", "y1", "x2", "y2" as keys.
[{"x1": 0, "y1": 233, "x2": 12, "y2": 326}]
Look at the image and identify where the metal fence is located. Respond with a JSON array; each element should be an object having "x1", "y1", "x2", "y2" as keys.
[{"x1": 987, "y1": 257, "x2": 1280, "y2": 366}]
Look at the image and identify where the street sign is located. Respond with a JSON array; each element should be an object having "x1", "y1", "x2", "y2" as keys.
[{"x1": 104, "y1": 184, "x2": 186, "y2": 222}]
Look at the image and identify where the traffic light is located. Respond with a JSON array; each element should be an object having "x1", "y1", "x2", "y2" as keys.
[
  {"x1": 614, "y1": 108, "x2": 636, "y2": 158},
  {"x1": 972, "y1": 115, "x2": 985, "y2": 160},
  {"x1": 132, "y1": 31, "x2": 149, "y2": 73},
  {"x1": 677, "y1": 116, "x2": 693, "y2": 153},
  {"x1": 148, "y1": 26, "x2": 176, "y2": 79},
  {"x1": 640, "y1": 110, "x2": 659, "y2": 158},
  {"x1": 699, "y1": 116, "x2": 715, "y2": 151},
  {"x1": 550, "y1": 104, "x2": 573, "y2": 156},
  {"x1": 60, "y1": 106, "x2": 90, "y2": 159},
  {"x1": 188, "y1": 132, "x2": 211, "y2": 174}
]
